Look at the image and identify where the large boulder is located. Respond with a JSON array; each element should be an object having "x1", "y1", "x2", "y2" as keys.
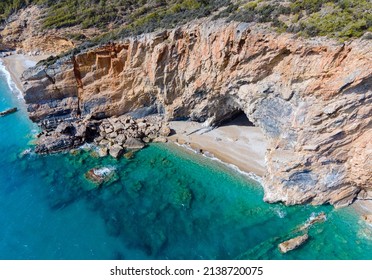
[
  {"x1": 109, "y1": 144, "x2": 124, "y2": 159},
  {"x1": 124, "y1": 137, "x2": 145, "y2": 150},
  {"x1": 278, "y1": 234, "x2": 309, "y2": 253},
  {"x1": 97, "y1": 146, "x2": 108, "y2": 157},
  {"x1": 159, "y1": 125, "x2": 171, "y2": 137}
]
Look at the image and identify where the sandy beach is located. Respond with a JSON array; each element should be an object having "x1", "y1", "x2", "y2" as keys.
[
  {"x1": 168, "y1": 114, "x2": 267, "y2": 177},
  {"x1": 353, "y1": 200, "x2": 372, "y2": 216},
  {"x1": 1, "y1": 54, "x2": 49, "y2": 92},
  {"x1": 169, "y1": 117, "x2": 372, "y2": 219}
]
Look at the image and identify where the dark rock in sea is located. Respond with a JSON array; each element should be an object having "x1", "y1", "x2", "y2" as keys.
[
  {"x1": 169, "y1": 184, "x2": 193, "y2": 209},
  {"x1": 278, "y1": 233, "x2": 309, "y2": 253},
  {"x1": 0, "y1": 107, "x2": 17, "y2": 117},
  {"x1": 85, "y1": 167, "x2": 118, "y2": 187}
]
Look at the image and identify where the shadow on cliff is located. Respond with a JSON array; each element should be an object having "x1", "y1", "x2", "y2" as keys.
[{"x1": 218, "y1": 110, "x2": 255, "y2": 128}]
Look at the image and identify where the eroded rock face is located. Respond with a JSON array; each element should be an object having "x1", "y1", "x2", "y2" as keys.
[{"x1": 22, "y1": 19, "x2": 372, "y2": 207}]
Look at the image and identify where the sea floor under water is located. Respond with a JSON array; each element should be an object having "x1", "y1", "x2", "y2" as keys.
[{"x1": 0, "y1": 64, "x2": 371, "y2": 260}]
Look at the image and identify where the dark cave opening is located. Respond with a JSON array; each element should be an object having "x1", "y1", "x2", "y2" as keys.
[{"x1": 218, "y1": 110, "x2": 255, "y2": 128}]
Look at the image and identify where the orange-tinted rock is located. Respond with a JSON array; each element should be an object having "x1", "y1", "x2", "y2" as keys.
[{"x1": 23, "y1": 20, "x2": 372, "y2": 207}]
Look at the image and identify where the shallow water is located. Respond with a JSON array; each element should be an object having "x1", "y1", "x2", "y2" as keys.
[{"x1": 0, "y1": 65, "x2": 371, "y2": 260}]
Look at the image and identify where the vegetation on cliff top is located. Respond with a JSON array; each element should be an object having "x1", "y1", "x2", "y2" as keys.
[
  {"x1": 1, "y1": 0, "x2": 371, "y2": 42},
  {"x1": 221, "y1": 0, "x2": 372, "y2": 40}
]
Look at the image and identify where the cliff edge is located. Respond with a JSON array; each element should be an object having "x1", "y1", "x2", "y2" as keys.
[{"x1": 22, "y1": 19, "x2": 372, "y2": 207}]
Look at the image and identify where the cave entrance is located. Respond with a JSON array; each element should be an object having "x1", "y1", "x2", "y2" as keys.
[
  {"x1": 218, "y1": 109, "x2": 255, "y2": 128},
  {"x1": 168, "y1": 109, "x2": 267, "y2": 177}
]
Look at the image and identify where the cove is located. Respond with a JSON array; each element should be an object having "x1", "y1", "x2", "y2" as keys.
[{"x1": 0, "y1": 67, "x2": 371, "y2": 260}]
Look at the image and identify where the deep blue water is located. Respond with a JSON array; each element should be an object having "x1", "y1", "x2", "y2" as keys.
[{"x1": 0, "y1": 63, "x2": 371, "y2": 260}]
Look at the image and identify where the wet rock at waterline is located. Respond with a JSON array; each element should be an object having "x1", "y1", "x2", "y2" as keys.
[
  {"x1": 278, "y1": 234, "x2": 309, "y2": 254},
  {"x1": 33, "y1": 114, "x2": 171, "y2": 159},
  {"x1": 298, "y1": 212, "x2": 327, "y2": 232},
  {"x1": 0, "y1": 107, "x2": 17, "y2": 117},
  {"x1": 85, "y1": 167, "x2": 118, "y2": 187}
]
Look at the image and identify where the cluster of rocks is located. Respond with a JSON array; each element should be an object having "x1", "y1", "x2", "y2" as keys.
[
  {"x1": 34, "y1": 114, "x2": 172, "y2": 158},
  {"x1": 94, "y1": 115, "x2": 171, "y2": 158},
  {"x1": 35, "y1": 119, "x2": 96, "y2": 154}
]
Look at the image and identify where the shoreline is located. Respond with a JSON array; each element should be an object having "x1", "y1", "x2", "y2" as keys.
[
  {"x1": 2, "y1": 53, "x2": 371, "y2": 221},
  {"x1": 352, "y1": 200, "x2": 372, "y2": 218},
  {"x1": 167, "y1": 118, "x2": 372, "y2": 220},
  {"x1": 169, "y1": 141, "x2": 263, "y2": 184},
  {"x1": 0, "y1": 54, "x2": 49, "y2": 93},
  {"x1": 168, "y1": 115, "x2": 267, "y2": 177}
]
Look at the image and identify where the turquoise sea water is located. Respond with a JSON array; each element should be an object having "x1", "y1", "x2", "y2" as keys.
[{"x1": 0, "y1": 65, "x2": 371, "y2": 260}]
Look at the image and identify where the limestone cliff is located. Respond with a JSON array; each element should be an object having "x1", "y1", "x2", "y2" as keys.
[{"x1": 22, "y1": 20, "x2": 372, "y2": 207}]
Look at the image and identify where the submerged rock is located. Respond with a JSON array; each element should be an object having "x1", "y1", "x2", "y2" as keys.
[
  {"x1": 278, "y1": 234, "x2": 309, "y2": 253},
  {"x1": 85, "y1": 167, "x2": 118, "y2": 186},
  {"x1": 169, "y1": 184, "x2": 193, "y2": 209},
  {"x1": 124, "y1": 150, "x2": 135, "y2": 159},
  {"x1": 298, "y1": 212, "x2": 327, "y2": 231}
]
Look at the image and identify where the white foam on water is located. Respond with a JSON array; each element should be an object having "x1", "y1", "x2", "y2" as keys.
[
  {"x1": 0, "y1": 60, "x2": 23, "y2": 99},
  {"x1": 20, "y1": 148, "x2": 32, "y2": 157},
  {"x1": 274, "y1": 207, "x2": 287, "y2": 218},
  {"x1": 93, "y1": 166, "x2": 116, "y2": 177},
  {"x1": 79, "y1": 143, "x2": 95, "y2": 151}
]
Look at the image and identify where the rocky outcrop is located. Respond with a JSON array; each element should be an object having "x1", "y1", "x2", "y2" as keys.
[
  {"x1": 34, "y1": 114, "x2": 170, "y2": 157},
  {"x1": 85, "y1": 166, "x2": 118, "y2": 186},
  {"x1": 0, "y1": 107, "x2": 17, "y2": 117},
  {"x1": 278, "y1": 234, "x2": 309, "y2": 253},
  {"x1": 298, "y1": 212, "x2": 327, "y2": 232},
  {"x1": 22, "y1": 19, "x2": 372, "y2": 207}
]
